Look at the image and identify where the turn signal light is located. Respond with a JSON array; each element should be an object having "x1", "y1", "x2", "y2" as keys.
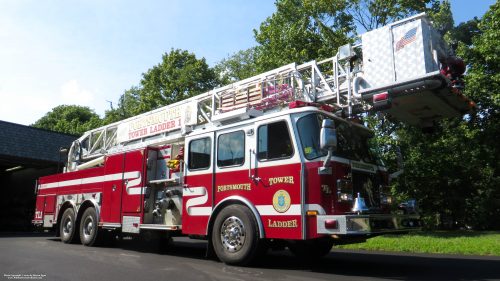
[
  {"x1": 325, "y1": 220, "x2": 338, "y2": 229},
  {"x1": 307, "y1": 211, "x2": 318, "y2": 216}
]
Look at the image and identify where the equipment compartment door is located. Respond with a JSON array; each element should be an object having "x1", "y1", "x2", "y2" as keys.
[
  {"x1": 105, "y1": 154, "x2": 124, "y2": 223},
  {"x1": 44, "y1": 195, "x2": 56, "y2": 213},
  {"x1": 121, "y1": 150, "x2": 145, "y2": 213},
  {"x1": 34, "y1": 196, "x2": 45, "y2": 221}
]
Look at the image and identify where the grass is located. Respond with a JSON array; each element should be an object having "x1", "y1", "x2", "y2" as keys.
[{"x1": 334, "y1": 231, "x2": 500, "y2": 256}]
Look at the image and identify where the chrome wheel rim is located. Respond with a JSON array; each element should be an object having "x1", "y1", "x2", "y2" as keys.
[
  {"x1": 63, "y1": 217, "x2": 72, "y2": 236},
  {"x1": 220, "y1": 216, "x2": 246, "y2": 252},
  {"x1": 83, "y1": 216, "x2": 93, "y2": 239}
]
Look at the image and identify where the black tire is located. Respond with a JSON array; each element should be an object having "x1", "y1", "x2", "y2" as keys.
[
  {"x1": 60, "y1": 208, "x2": 79, "y2": 244},
  {"x1": 287, "y1": 238, "x2": 334, "y2": 259},
  {"x1": 79, "y1": 207, "x2": 102, "y2": 246},
  {"x1": 212, "y1": 205, "x2": 262, "y2": 266}
]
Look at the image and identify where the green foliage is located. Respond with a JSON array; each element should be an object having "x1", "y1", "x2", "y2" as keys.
[
  {"x1": 31, "y1": 105, "x2": 102, "y2": 136},
  {"x1": 448, "y1": 17, "x2": 480, "y2": 46},
  {"x1": 335, "y1": 231, "x2": 500, "y2": 256},
  {"x1": 253, "y1": 0, "x2": 355, "y2": 72},
  {"x1": 102, "y1": 86, "x2": 141, "y2": 125},
  {"x1": 348, "y1": 0, "x2": 442, "y2": 31},
  {"x1": 215, "y1": 47, "x2": 257, "y2": 86},
  {"x1": 374, "y1": 2, "x2": 500, "y2": 230},
  {"x1": 426, "y1": 0, "x2": 453, "y2": 31},
  {"x1": 459, "y1": 1, "x2": 500, "y2": 107},
  {"x1": 138, "y1": 48, "x2": 219, "y2": 114},
  {"x1": 387, "y1": 119, "x2": 500, "y2": 230}
]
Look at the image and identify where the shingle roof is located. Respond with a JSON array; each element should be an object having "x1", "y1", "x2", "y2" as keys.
[{"x1": 0, "y1": 120, "x2": 78, "y2": 163}]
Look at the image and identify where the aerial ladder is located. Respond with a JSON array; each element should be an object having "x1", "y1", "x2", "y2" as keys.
[{"x1": 66, "y1": 13, "x2": 476, "y2": 172}]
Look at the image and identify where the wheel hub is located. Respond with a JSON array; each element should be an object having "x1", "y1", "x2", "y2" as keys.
[
  {"x1": 63, "y1": 218, "x2": 72, "y2": 235},
  {"x1": 220, "y1": 216, "x2": 246, "y2": 252},
  {"x1": 83, "y1": 216, "x2": 93, "y2": 239}
]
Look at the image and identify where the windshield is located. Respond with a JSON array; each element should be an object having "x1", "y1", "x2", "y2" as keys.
[{"x1": 296, "y1": 113, "x2": 385, "y2": 166}]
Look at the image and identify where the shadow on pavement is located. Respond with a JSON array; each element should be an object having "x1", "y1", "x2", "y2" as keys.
[
  {"x1": 38, "y1": 234, "x2": 500, "y2": 280},
  {"x1": 254, "y1": 250, "x2": 500, "y2": 281},
  {"x1": 0, "y1": 231, "x2": 56, "y2": 238}
]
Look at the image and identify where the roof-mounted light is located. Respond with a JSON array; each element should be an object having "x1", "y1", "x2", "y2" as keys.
[{"x1": 289, "y1": 101, "x2": 333, "y2": 112}]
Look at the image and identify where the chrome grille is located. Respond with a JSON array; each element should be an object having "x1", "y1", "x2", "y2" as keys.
[{"x1": 352, "y1": 171, "x2": 381, "y2": 209}]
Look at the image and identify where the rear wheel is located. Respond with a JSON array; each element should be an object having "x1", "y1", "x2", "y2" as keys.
[
  {"x1": 80, "y1": 207, "x2": 102, "y2": 246},
  {"x1": 60, "y1": 208, "x2": 78, "y2": 244},
  {"x1": 287, "y1": 238, "x2": 334, "y2": 259},
  {"x1": 212, "y1": 205, "x2": 262, "y2": 266}
]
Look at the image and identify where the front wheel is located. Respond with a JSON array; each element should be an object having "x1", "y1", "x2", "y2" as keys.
[
  {"x1": 212, "y1": 205, "x2": 262, "y2": 266},
  {"x1": 79, "y1": 207, "x2": 102, "y2": 246}
]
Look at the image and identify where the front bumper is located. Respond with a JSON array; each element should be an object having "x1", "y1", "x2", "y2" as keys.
[{"x1": 316, "y1": 214, "x2": 421, "y2": 235}]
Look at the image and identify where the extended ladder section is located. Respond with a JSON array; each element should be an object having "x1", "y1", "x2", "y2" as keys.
[{"x1": 66, "y1": 13, "x2": 477, "y2": 172}]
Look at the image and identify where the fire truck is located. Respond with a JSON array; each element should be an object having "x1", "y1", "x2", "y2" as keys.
[{"x1": 32, "y1": 13, "x2": 475, "y2": 265}]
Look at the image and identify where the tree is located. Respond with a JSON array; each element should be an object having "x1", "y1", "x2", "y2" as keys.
[
  {"x1": 137, "y1": 49, "x2": 219, "y2": 114},
  {"x1": 455, "y1": 1, "x2": 500, "y2": 229},
  {"x1": 102, "y1": 86, "x2": 142, "y2": 125},
  {"x1": 253, "y1": 0, "x2": 355, "y2": 72},
  {"x1": 347, "y1": 0, "x2": 444, "y2": 31},
  {"x1": 215, "y1": 47, "x2": 257, "y2": 86},
  {"x1": 376, "y1": 1, "x2": 500, "y2": 230},
  {"x1": 459, "y1": 1, "x2": 500, "y2": 107},
  {"x1": 31, "y1": 105, "x2": 102, "y2": 136}
]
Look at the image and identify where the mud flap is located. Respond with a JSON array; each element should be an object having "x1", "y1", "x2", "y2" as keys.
[{"x1": 205, "y1": 237, "x2": 216, "y2": 259}]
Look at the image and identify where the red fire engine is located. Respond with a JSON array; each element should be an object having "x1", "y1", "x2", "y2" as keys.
[{"x1": 33, "y1": 14, "x2": 475, "y2": 265}]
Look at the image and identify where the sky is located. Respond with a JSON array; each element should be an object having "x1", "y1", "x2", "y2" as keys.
[{"x1": 0, "y1": 0, "x2": 497, "y2": 126}]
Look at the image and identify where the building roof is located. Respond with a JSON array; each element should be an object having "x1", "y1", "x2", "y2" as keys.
[{"x1": 0, "y1": 120, "x2": 78, "y2": 166}]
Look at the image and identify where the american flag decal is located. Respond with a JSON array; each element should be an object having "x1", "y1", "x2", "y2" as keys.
[{"x1": 396, "y1": 27, "x2": 417, "y2": 52}]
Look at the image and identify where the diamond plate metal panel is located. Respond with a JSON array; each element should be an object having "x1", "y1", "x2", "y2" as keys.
[
  {"x1": 362, "y1": 26, "x2": 395, "y2": 88},
  {"x1": 363, "y1": 19, "x2": 441, "y2": 91},
  {"x1": 317, "y1": 215, "x2": 347, "y2": 234},
  {"x1": 422, "y1": 22, "x2": 439, "y2": 74},
  {"x1": 122, "y1": 216, "x2": 140, "y2": 233},
  {"x1": 393, "y1": 19, "x2": 439, "y2": 82},
  {"x1": 317, "y1": 215, "x2": 421, "y2": 235},
  {"x1": 43, "y1": 215, "x2": 54, "y2": 228}
]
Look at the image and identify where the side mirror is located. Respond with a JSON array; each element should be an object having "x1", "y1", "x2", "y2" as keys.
[
  {"x1": 320, "y1": 120, "x2": 337, "y2": 151},
  {"x1": 396, "y1": 145, "x2": 404, "y2": 170}
]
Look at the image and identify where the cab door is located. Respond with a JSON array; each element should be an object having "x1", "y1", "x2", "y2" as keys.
[
  {"x1": 252, "y1": 116, "x2": 303, "y2": 239},
  {"x1": 214, "y1": 124, "x2": 254, "y2": 208}
]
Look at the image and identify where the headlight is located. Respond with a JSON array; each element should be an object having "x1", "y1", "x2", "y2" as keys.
[{"x1": 338, "y1": 192, "x2": 353, "y2": 202}]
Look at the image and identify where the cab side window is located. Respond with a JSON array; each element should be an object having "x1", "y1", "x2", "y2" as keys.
[
  {"x1": 258, "y1": 121, "x2": 293, "y2": 161},
  {"x1": 217, "y1": 131, "x2": 245, "y2": 167},
  {"x1": 188, "y1": 138, "x2": 211, "y2": 170}
]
